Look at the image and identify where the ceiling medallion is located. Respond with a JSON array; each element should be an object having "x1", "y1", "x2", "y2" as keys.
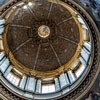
[{"x1": 38, "y1": 25, "x2": 50, "y2": 38}]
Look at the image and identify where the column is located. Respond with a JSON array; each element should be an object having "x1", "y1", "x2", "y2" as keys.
[
  {"x1": 4, "y1": 65, "x2": 12, "y2": 77},
  {"x1": 19, "y1": 75, "x2": 27, "y2": 90},
  {"x1": 81, "y1": 48, "x2": 90, "y2": 63},
  {"x1": 84, "y1": 42, "x2": 91, "y2": 52},
  {"x1": 0, "y1": 19, "x2": 5, "y2": 35},
  {"x1": 0, "y1": 52, "x2": 5, "y2": 61},
  {"x1": 67, "y1": 70, "x2": 76, "y2": 83},
  {"x1": 0, "y1": 58, "x2": 10, "y2": 73},
  {"x1": 55, "y1": 78, "x2": 60, "y2": 91},
  {"x1": 25, "y1": 77, "x2": 36, "y2": 92},
  {"x1": 35, "y1": 79, "x2": 41, "y2": 93},
  {"x1": 59, "y1": 73, "x2": 70, "y2": 89}
]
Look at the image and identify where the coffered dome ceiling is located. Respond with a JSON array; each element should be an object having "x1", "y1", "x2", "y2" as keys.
[
  {"x1": 6, "y1": 0, "x2": 80, "y2": 72},
  {"x1": 2, "y1": 0, "x2": 84, "y2": 78}
]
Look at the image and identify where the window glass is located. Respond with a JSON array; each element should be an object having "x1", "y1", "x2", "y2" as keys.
[
  {"x1": 7, "y1": 72, "x2": 20, "y2": 86},
  {"x1": 77, "y1": 15, "x2": 85, "y2": 25},
  {"x1": 42, "y1": 84, "x2": 55, "y2": 93}
]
